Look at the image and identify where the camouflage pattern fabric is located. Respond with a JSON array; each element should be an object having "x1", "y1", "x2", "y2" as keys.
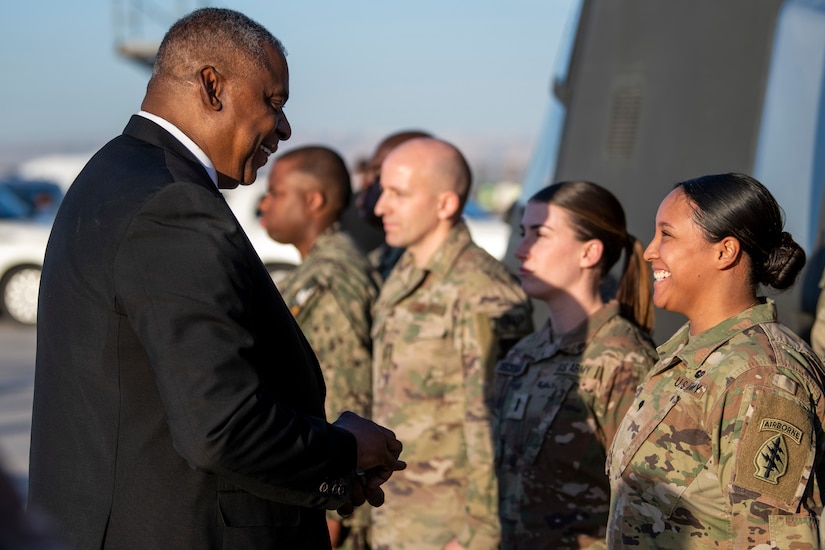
[
  {"x1": 809, "y1": 269, "x2": 825, "y2": 360},
  {"x1": 607, "y1": 299, "x2": 825, "y2": 548},
  {"x1": 277, "y1": 225, "x2": 381, "y2": 549},
  {"x1": 371, "y1": 222, "x2": 533, "y2": 550},
  {"x1": 492, "y1": 301, "x2": 656, "y2": 549}
]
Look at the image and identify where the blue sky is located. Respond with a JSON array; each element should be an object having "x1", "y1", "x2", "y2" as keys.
[{"x1": 0, "y1": 1, "x2": 576, "y2": 169}]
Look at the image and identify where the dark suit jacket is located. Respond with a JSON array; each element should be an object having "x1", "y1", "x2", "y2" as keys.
[{"x1": 28, "y1": 116, "x2": 356, "y2": 549}]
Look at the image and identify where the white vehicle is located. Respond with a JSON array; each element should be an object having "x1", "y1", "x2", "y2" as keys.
[
  {"x1": 0, "y1": 182, "x2": 55, "y2": 325},
  {"x1": 0, "y1": 221, "x2": 49, "y2": 325},
  {"x1": 221, "y1": 183, "x2": 301, "y2": 283},
  {"x1": 462, "y1": 200, "x2": 511, "y2": 262},
  {"x1": 222, "y1": 180, "x2": 512, "y2": 279},
  {"x1": 1, "y1": 165, "x2": 509, "y2": 326}
]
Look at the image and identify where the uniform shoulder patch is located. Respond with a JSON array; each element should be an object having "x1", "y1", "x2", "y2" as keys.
[{"x1": 732, "y1": 386, "x2": 816, "y2": 510}]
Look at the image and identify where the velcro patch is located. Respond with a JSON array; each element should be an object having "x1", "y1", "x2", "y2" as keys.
[
  {"x1": 495, "y1": 361, "x2": 527, "y2": 376},
  {"x1": 408, "y1": 302, "x2": 446, "y2": 315},
  {"x1": 733, "y1": 386, "x2": 815, "y2": 510},
  {"x1": 505, "y1": 392, "x2": 530, "y2": 420}
]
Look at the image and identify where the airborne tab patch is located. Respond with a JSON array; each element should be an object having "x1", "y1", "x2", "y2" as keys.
[{"x1": 759, "y1": 418, "x2": 803, "y2": 444}]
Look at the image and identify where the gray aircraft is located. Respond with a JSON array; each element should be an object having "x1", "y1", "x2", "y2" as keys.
[{"x1": 507, "y1": 0, "x2": 825, "y2": 344}]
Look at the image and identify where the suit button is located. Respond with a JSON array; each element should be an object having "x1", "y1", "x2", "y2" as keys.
[{"x1": 319, "y1": 482, "x2": 329, "y2": 494}]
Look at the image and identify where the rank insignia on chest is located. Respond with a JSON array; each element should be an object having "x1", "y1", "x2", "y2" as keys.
[{"x1": 505, "y1": 392, "x2": 529, "y2": 420}]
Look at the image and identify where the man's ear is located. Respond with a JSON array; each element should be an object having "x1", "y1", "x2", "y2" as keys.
[
  {"x1": 716, "y1": 236, "x2": 742, "y2": 270},
  {"x1": 306, "y1": 190, "x2": 326, "y2": 213},
  {"x1": 199, "y1": 66, "x2": 223, "y2": 111},
  {"x1": 580, "y1": 239, "x2": 604, "y2": 269},
  {"x1": 436, "y1": 191, "x2": 461, "y2": 221}
]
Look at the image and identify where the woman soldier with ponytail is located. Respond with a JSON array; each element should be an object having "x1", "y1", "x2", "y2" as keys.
[
  {"x1": 607, "y1": 173, "x2": 825, "y2": 548},
  {"x1": 492, "y1": 180, "x2": 657, "y2": 549}
]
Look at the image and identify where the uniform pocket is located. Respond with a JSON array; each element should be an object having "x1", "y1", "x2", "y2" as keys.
[
  {"x1": 768, "y1": 514, "x2": 819, "y2": 547},
  {"x1": 521, "y1": 377, "x2": 576, "y2": 464},
  {"x1": 610, "y1": 393, "x2": 680, "y2": 480}
]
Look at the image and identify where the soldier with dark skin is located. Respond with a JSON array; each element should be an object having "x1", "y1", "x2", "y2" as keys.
[
  {"x1": 259, "y1": 145, "x2": 380, "y2": 549},
  {"x1": 608, "y1": 173, "x2": 825, "y2": 548}
]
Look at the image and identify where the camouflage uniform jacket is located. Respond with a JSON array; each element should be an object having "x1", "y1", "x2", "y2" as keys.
[
  {"x1": 607, "y1": 300, "x2": 825, "y2": 549},
  {"x1": 278, "y1": 225, "x2": 380, "y2": 422},
  {"x1": 492, "y1": 301, "x2": 656, "y2": 549},
  {"x1": 371, "y1": 221, "x2": 533, "y2": 550},
  {"x1": 278, "y1": 226, "x2": 380, "y2": 543}
]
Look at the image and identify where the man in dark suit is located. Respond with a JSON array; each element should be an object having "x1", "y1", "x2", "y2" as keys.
[{"x1": 27, "y1": 8, "x2": 404, "y2": 549}]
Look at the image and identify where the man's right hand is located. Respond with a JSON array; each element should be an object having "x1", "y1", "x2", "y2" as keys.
[{"x1": 333, "y1": 411, "x2": 405, "y2": 511}]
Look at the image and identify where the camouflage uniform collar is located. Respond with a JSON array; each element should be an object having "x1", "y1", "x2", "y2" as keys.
[
  {"x1": 420, "y1": 221, "x2": 473, "y2": 279},
  {"x1": 380, "y1": 222, "x2": 473, "y2": 305},
  {"x1": 656, "y1": 298, "x2": 775, "y2": 372},
  {"x1": 306, "y1": 222, "x2": 342, "y2": 255},
  {"x1": 517, "y1": 301, "x2": 621, "y2": 361}
]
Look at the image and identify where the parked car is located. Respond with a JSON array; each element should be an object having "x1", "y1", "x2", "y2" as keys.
[
  {"x1": 222, "y1": 181, "x2": 512, "y2": 284},
  {"x1": 0, "y1": 181, "x2": 60, "y2": 325},
  {"x1": 221, "y1": 184, "x2": 302, "y2": 283},
  {"x1": 3, "y1": 178, "x2": 63, "y2": 221}
]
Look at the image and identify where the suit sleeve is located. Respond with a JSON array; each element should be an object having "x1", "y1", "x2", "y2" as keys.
[{"x1": 113, "y1": 181, "x2": 356, "y2": 509}]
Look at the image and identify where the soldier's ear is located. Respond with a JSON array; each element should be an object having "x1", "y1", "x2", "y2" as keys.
[
  {"x1": 305, "y1": 190, "x2": 325, "y2": 212},
  {"x1": 716, "y1": 236, "x2": 742, "y2": 270},
  {"x1": 436, "y1": 191, "x2": 460, "y2": 221},
  {"x1": 580, "y1": 239, "x2": 604, "y2": 269}
]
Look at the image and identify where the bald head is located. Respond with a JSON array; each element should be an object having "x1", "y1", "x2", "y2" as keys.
[
  {"x1": 374, "y1": 138, "x2": 473, "y2": 266},
  {"x1": 367, "y1": 130, "x2": 432, "y2": 175},
  {"x1": 383, "y1": 138, "x2": 472, "y2": 212}
]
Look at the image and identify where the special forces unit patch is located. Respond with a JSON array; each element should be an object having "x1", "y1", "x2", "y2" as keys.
[
  {"x1": 753, "y1": 433, "x2": 789, "y2": 484},
  {"x1": 733, "y1": 386, "x2": 816, "y2": 510},
  {"x1": 753, "y1": 418, "x2": 805, "y2": 484}
]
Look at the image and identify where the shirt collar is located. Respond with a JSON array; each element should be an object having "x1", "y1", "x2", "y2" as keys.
[
  {"x1": 656, "y1": 298, "x2": 776, "y2": 373},
  {"x1": 137, "y1": 111, "x2": 218, "y2": 188},
  {"x1": 544, "y1": 301, "x2": 621, "y2": 359},
  {"x1": 509, "y1": 301, "x2": 621, "y2": 363},
  {"x1": 420, "y1": 221, "x2": 473, "y2": 278}
]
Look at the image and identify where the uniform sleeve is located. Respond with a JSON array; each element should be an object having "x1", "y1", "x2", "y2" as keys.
[
  {"x1": 593, "y1": 339, "x2": 656, "y2": 450},
  {"x1": 296, "y1": 285, "x2": 373, "y2": 421},
  {"x1": 715, "y1": 369, "x2": 821, "y2": 547},
  {"x1": 289, "y1": 267, "x2": 375, "y2": 532},
  {"x1": 455, "y1": 296, "x2": 532, "y2": 549}
]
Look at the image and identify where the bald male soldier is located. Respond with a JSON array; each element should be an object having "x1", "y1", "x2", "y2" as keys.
[
  {"x1": 259, "y1": 145, "x2": 381, "y2": 549},
  {"x1": 370, "y1": 138, "x2": 533, "y2": 550}
]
